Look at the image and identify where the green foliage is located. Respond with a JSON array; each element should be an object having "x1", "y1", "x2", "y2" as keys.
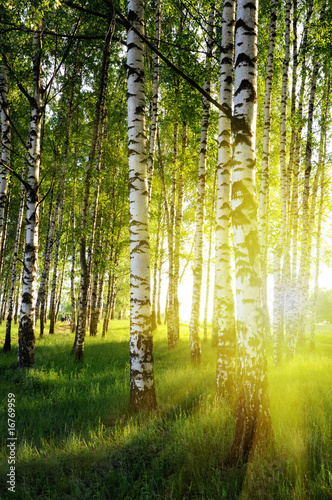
[{"x1": 0, "y1": 321, "x2": 332, "y2": 499}]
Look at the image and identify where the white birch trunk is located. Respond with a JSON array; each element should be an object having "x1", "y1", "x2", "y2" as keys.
[
  {"x1": 229, "y1": 0, "x2": 271, "y2": 465},
  {"x1": 0, "y1": 66, "x2": 11, "y2": 273},
  {"x1": 127, "y1": 0, "x2": 157, "y2": 411},
  {"x1": 214, "y1": 0, "x2": 236, "y2": 397},
  {"x1": 17, "y1": 29, "x2": 43, "y2": 368},
  {"x1": 4, "y1": 166, "x2": 26, "y2": 351}
]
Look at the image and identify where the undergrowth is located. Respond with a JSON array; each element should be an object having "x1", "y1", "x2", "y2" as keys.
[{"x1": 0, "y1": 320, "x2": 331, "y2": 499}]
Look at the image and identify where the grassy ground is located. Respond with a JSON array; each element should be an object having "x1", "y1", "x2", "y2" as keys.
[{"x1": 0, "y1": 320, "x2": 331, "y2": 499}]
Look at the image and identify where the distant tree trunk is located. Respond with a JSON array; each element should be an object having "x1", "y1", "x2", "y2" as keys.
[
  {"x1": 147, "y1": 0, "x2": 161, "y2": 203},
  {"x1": 39, "y1": 160, "x2": 59, "y2": 337},
  {"x1": 229, "y1": 0, "x2": 271, "y2": 465},
  {"x1": 173, "y1": 122, "x2": 186, "y2": 342},
  {"x1": 156, "y1": 221, "x2": 164, "y2": 325},
  {"x1": 3, "y1": 166, "x2": 26, "y2": 352},
  {"x1": 49, "y1": 194, "x2": 65, "y2": 333},
  {"x1": 70, "y1": 183, "x2": 77, "y2": 333},
  {"x1": 17, "y1": 28, "x2": 43, "y2": 368},
  {"x1": 285, "y1": 0, "x2": 298, "y2": 356},
  {"x1": 14, "y1": 264, "x2": 23, "y2": 324},
  {"x1": 167, "y1": 124, "x2": 178, "y2": 348},
  {"x1": 310, "y1": 72, "x2": 329, "y2": 349},
  {"x1": 189, "y1": 5, "x2": 214, "y2": 365},
  {"x1": 89, "y1": 270, "x2": 99, "y2": 336},
  {"x1": 257, "y1": 0, "x2": 277, "y2": 336},
  {"x1": 215, "y1": 0, "x2": 236, "y2": 397},
  {"x1": 310, "y1": 164, "x2": 325, "y2": 350},
  {"x1": 36, "y1": 184, "x2": 53, "y2": 320},
  {"x1": 151, "y1": 204, "x2": 161, "y2": 330},
  {"x1": 297, "y1": 4, "x2": 325, "y2": 343},
  {"x1": 127, "y1": 0, "x2": 157, "y2": 411},
  {"x1": 55, "y1": 228, "x2": 68, "y2": 322},
  {"x1": 273, "y1": 0, "x2": 291, "y2": 365},
  {"x1": 288, "y1": 0, "x2": 314, "y2": 356},
  {"x1": 203, "y1": 168, "x2": 216, "y2": 342},
  {"x1": 75, "y1": 16, "x2": 114, "y2": 361}
]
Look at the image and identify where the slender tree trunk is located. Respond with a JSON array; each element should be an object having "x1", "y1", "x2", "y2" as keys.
[
  {"x1": 0, "y1": 65, "x2": 11, "y2": 275},
  {"x1": 156, "y1": 221, "x2": 164, "y2": 325},
  {"x1": 229, "y1": 0, "x2": 271, "y2": 465},
  {"x1": 36, "y1": 184, "x2": 53, "y2": 320},
  {"x1": 75, "y1": 17, "x2": 114, "y2": 361},
  {"x1": 3, "y1": 166, "x2": 26, "y2": 352},
  {"x1": 203, "y1": 168, "x2": 216, "y2": 342},
  {"x1": 288, "y1": 0, "x2": 314, "y2": 356},
  {"x1": 173, "y1": 122, "x2": 186, "y2": 342},
  {"x1": 17, "y1": 28, "x2": 43, "y2": 368},
  {"x1": 55, "y1": 226, "x2": 68, "y2": 322},
  {"x1": 70, "y1": 182, "x2": 77, "y2": 333},
  {"x1": 258, "y1": 0, "x2": 277, "y2": 336},
  {"x1": 49, "y1": 194, "x2": 65, "y2": 333},
  {"x1": 189, "y1": 5, "x2": 215, "y2": 365},
  {"x1": 273, "y1": 0, "x2": 291, "y2": 365},
  {"x1": 14, "y1": 264, "x2": 23, "y2": 325},
  {"x1": 147, "y1": 0, "x2": 161, "y2": 203},
  {"x1": 214, "y1": 0, "x2": 236, "y2": 397},
  {"x1": 151, "y1": 204, "x2": 161, "y2": 331},
  {"x1": 127, "y1": 0, "x2": 157, "y2": 411},
  {"x1": 310, "y1": 162, "x2": 325, "y2": 350}
]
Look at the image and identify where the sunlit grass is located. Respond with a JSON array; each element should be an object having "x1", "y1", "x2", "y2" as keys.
[{"x1": 0, "y1": 319, "x2": 331, "y2": 499}]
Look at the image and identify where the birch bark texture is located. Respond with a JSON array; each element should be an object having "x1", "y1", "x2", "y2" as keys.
[
  {"x1": 127, "y1": 0, "x2": 157, "y2": 411},
  {"x1": 229, "y1": 0, "x2": 271, "y2": 464},
  {"x1": 214, "y1": 0, "x2": 236, "y2": 398},
  {"x1": 0, "y1": 66, "x2": 11, "y2": 267},
  {"x1": 17, "y1": 29, "x2": 43, "y2": 368}
]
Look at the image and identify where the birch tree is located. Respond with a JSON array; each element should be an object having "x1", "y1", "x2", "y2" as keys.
[
  {"x1": 127, "y1": 0, "x2": 157, "y2": 411},
  {"x1": 214, "y1": 0, "x2": 236, "y2": 397},
  {"x1": 229, "y1": 0, "x2": 271, "y2": 464}
]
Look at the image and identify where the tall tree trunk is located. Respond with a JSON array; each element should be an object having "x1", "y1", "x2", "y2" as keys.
[
  {"x1": 257, "y1": 0, "x2": 277, "y2": 336},
  {"x1": 49, "y1": 194, "x2": 65, "y2": 333},
  {"x1": 3, "y1": 166, "x2": 26, "y2": 352},
  {"x1": 36, "y1": 184, "x2": 53, "y2": 320},
  {"x1": 214, "y1": 0, "x2": 236, "y2": 397},
  {"x1": 0, "y1": 65, "x2": 11, "y2": 276},
  {"x1": 17, "y1": 27, "x2": 43, "y2": 368},
  {"x1": 151, "y1": 204, "x2": 161, "y2": 331},
  {"x1": 273, "y1": 0, "x2": 291, "y2": 365},
  {"x1": 156, "y1": 219, "x2": 164, "y2": 325},
  {"x1": 55, "y1": 229, "x2": 68, "y2": 322},
  {"x1": 75, "y1": 16, "x2": 114, "y2": 361},
  {"x1": 147, "y1": 0, "x2": 161, "y2": 203},
  {"x1": 173, "y1": 122, "x2": 186, "y2": 342},
  {"x1": 229, "y1": 0, "x2": 271, "y2": 465},
  {"x1": 203, "y1": 168, "x2": 216, "y2": 342},
  {"x1": 70, "y1": 182, "x2": 77, "y2": 333},
  {"x1": 288, "y1": 0, "x2": 314, "y2": 356},
  {"x1": 189, "y1": 5, "x2": 215, "y2": 365},
  {"x1": 127, "y1": 0, "x2": 157, "y2": 411}
]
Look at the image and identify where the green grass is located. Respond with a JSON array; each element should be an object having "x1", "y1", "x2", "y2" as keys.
[{"x1": 0, "y1": 320, "x2": 331, "y2": 499}]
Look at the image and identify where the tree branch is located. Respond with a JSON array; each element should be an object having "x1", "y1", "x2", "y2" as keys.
[{"x1": 0, "y1": 160, "x2": 30, "y2": 191}]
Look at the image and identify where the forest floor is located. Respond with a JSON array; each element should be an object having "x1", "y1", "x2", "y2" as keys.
[{"x1": 0, "y1": 320, "x2": 331, "y2": 499}]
